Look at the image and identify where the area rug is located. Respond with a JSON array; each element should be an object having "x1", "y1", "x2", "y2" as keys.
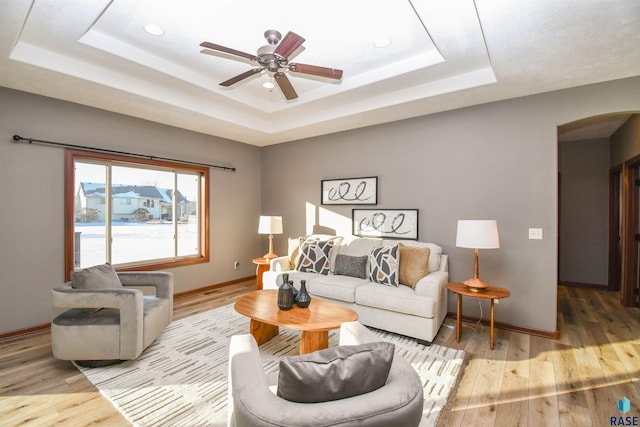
[{"x1": 77, "y1": 304, "x2": 466, "y2": 426}]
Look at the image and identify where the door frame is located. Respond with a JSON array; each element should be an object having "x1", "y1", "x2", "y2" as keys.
[
  {"x1": 620, "y1": 155, "x2": 640, "y2": 306},
  {"x1": 608, "y1": 164, "x2": 622, "y2": 292}
]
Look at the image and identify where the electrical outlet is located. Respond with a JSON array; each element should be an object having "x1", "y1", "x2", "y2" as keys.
[
  {"x1": 233, "y1": 261, "x2": 240, "y2": 270},
  {"x1": 494, "y1": 298, "x2": 499, "y2": 304},
  {"x1": 528, "y1": 228, "x2": 543, "y2": 240}
]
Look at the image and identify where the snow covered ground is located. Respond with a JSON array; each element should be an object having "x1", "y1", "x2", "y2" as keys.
[{"x1": 75, "y1": 222, "x2": 198, "y2": 268}]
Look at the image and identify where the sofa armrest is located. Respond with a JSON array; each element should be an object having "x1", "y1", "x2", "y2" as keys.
[
  {"x1": 51, "y1": 283, "x2": 145, "y2": 358},
  {"x1": 269, "y1": 256, "x2": 291, "y2": 272},
  {"x1": 51, "y1": 282, "x2": 144, "y2": 311},
  {"x1": 117, "y1": 271, "x2": 173, "y2": 298},
  {"x1": 414, "y1": 271, "x2": 449, "y2": 299},
  {"x1": 118, "y1": 271, "x2": 173, "y2": 322}
]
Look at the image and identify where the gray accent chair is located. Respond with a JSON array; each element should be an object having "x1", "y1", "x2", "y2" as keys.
[
  {"x1": 51, "y1": 271, "x2": 173, "y2": 365},
  {"x1": 227, "y1": 321, "x2": 424, "y2": 427}
]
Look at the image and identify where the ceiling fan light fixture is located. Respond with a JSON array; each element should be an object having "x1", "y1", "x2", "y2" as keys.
[
  {"x1": 373, "y1": 37, "x2": 392, "y2": 48},
  {"x1": 262, "y1": 81, "x2": 275, "y2": 90},
  {"x1": 144, "y1": 23, "x2": 164, "y2": 36}
]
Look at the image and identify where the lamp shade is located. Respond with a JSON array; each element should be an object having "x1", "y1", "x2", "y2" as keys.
[
  {"x1": 456, "y1": 220, "x2": 500, "y2": 249},
  {"x1": 258, "y1": 216, "x2": 283, "y2": 235}
]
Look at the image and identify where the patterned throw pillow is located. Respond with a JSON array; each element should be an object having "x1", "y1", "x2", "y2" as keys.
[
  {"x1": 369, "y1": 245, "x2": 399, "y2": 286},
  {"x1": 296, "y1": 240, "x2": 334, "y2": 275}
]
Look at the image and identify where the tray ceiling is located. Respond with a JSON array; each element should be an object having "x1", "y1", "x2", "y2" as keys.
[{"x1": 1, "y1": 0, "x2": 639, "y2": 145}]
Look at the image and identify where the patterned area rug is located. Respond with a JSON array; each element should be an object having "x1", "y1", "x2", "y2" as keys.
[{"x1": 77, "y1": 304, "x2": 466, "y2": 426}]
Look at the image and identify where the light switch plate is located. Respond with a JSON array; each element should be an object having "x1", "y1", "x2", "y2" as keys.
[{"x1": 529, "y1": 228, "x2": 543, "y2": 240}]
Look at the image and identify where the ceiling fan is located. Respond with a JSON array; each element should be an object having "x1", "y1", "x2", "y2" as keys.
[{"x1": 200, "y1": 30, "x2": 343, "y2": 100}]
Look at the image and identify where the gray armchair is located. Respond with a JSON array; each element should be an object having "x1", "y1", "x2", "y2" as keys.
[
  {"x1": 51, "y1": 271, "x2": 173, "y2": 366},
  {"x1": 227, "y1": 321, "x2": 424, "y2": 427}
]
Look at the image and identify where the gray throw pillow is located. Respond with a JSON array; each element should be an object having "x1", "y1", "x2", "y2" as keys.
[
  {"x1": 334, "y1": 254, "x2": 368, "y2": 279},
  {"x1": 277, "y1": 341, "x2": 395, "y2": 403},
  {"x1": 70, "y1": 263, "x2": 122, "y2": 290}
]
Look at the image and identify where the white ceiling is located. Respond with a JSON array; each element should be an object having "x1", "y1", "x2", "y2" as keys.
[{"x1": 1, "y1": 0, "x2": 639, "y2": 146}]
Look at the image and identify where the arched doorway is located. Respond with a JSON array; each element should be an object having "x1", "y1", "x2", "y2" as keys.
[{"x1": 558, "y1": 112, "x2": 639, "y2": 306}]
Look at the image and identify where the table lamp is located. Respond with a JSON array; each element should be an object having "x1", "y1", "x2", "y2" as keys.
[
  {"x1": 258, "y1": 215, "x2": 283, "y2": 260},
  {"x1": 456, "y1": 219, "x2": 500, "y2": 292}
]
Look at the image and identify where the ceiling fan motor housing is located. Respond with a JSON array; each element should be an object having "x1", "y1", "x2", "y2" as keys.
[{"x1": 257, "y1": 44, "x2": 287, "y2": 72}]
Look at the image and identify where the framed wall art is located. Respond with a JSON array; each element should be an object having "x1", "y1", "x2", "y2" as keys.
[
  {"x1": 321, "y1": 176, "x2": 378, "y2": 205},
  {"x1": 352, "y1": 209, "x2": 419, "y2": 240}
]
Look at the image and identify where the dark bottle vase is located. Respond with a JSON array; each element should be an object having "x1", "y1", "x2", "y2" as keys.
[
  {"x1": 281, "y1": 273, "x2": 298, "y2": 299},
  {"x1": 295, "y1": 280, "x2": 311, "y2": 308},
  {"x1": 278, "y1": 280, "x2": 295, "y2": 310}
]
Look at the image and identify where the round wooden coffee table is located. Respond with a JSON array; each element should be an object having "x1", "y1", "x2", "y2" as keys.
[{"x1": 234, "y1": 290, "x2": 358, "y2": 354}]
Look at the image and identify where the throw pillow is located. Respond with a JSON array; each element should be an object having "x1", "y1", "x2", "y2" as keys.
[
  {"x1": 291, "y1": 235, "x2": 343, "y2": 271},
  {"x1": 70, "y1": 263, "x2": 122, "y2": 290},
  {"x1": 369, "y1": 245, "x2": 400, "y2": 286},
  {"x1": 296, "y1": 240, "x2": 334, "y2": 275},
  {"x1": 277, "y1": 341, "x2": 395, "y2": 403},
  {"x1": 398, "y1": 243, "x2": 431, "y2": 289},
  {"x1": 288, "y1": 237, "x2": 301, "y2": 269},
  {"x1": 334, "y1": 254, "x2": 368, "y2": 279}
]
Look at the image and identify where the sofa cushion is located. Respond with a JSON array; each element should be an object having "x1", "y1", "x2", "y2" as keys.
[
  {"x1": 355, "y1": 283, "x2": 437, "y2": 318},
  {"x1": 398, "y1": 243, "x2": 430, "y2": 289},
  {"x1": 70, "y1": 263, "x2": 122, "y2": 290},
  {"x1": 338, "y1": 237, "x2": 382, "y2": 257},
  {"x1": 277, "y1": 341, "x2": 395, "y2": 403},
  {"x1": 334, "y1": 254, "x2": 368, "y2": 279},
  {"x1": 308, "y1": 274, "x2": 369, "y2": 303},
  {"x1": 369, "y1": 245, "x2": 399, "y2": 286},
  {"x1": 384, "y1": 239, "x2": 442, "y2": 273}
]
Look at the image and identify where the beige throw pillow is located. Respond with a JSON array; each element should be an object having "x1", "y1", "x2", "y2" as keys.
[{"x1": 398, "y1": 243, "x2": 430, "y2": 289}]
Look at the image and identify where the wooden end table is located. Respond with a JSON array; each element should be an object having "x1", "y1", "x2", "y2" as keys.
[
  {"x1": 252, "y1": 257, "x2": 270, "y2": 290},
  {"x1": 446, "y1": 282, "x2": 510, "y2": 350},
  {"x1": 234, "y1": 290, "x2": 358, "y2": 354}
]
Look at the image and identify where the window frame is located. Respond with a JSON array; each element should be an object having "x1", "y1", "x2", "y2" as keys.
[{"x1": 64, "y1": 149, "x2": 210, "y2": 280}]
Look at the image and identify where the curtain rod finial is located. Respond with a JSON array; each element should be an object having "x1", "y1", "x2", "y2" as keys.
[{"x1": 12, "y1": 134, "x2": 22, "y2": 141}]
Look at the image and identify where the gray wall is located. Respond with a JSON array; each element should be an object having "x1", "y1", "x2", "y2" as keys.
[
  {"x1": 0, "y1": 87, "x2": 262, "y2": 334},
  {"x1": 261, "y1": 76, "x2": 640, "y2": 334},
  {"x1": 611, "y1": 114, "x2": 640, "y2": 167},
  {"x1": 558, "y1": 138, "x2": 610, "y2": 286}
]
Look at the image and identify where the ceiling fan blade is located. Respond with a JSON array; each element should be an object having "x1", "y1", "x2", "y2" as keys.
[
  {"x1": 274, "y1": 73, "x2": 298, "y2": 100},
  {"x1": 273, "y1": 31, "x2": 305, "y2": 59},
  {"x1": 219, "y1": 68, "x2": 263, "y2": 87},
  {"x1": 200, "y1": 41, "x2": 258, "y2": 62},
  {"x1": 289, "y1": 63, "x2": 343, "y2": 80}
]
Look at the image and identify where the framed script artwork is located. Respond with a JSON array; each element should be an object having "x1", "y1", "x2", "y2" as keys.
[
  {"x1": 352, "y1": 209, "x2": 419, "y2": 240},
  {"x1": 321, "y1": 176, "x2": 378, "y2": 205}
]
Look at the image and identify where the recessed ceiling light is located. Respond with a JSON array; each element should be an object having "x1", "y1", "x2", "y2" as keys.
[
  {"x1": 144, "y1": 24, "x2": 164, "y2": 36},
  {"x1": 373, "y1": 37, "x2": 392, "y2": 48}
]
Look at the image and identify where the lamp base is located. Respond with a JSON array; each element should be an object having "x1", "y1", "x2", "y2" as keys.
[
  {"x1": 463, "y1": 277, "x2": 490, "y2": 292},
  {"x1": 263, "y1": 252, "x2": 278, "y2": 260}
]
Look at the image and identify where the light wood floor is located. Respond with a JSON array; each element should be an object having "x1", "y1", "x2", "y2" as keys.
[{"x1": 0, "y1": 283, "x2": 638, "y2": 426}]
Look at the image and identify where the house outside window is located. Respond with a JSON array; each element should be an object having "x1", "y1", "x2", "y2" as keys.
[{"x1": 66, "y1": 149, "x2": 209, "y2": 277}]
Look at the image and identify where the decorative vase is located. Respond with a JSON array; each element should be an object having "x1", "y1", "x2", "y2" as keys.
[
  {"x1": 281, "y1": 273, "x2": 298, "y2": 299},
  {"x1": 277, "y1": 280, "x2": 295, "y2": 310},
  {"x1": 295, "y1": 280, "x2": 311, "y2": 308}
]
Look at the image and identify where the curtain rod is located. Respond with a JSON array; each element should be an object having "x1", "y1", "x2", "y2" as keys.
[{"x1": 12, "y1": 134, "x2": 236, "y2": 172}]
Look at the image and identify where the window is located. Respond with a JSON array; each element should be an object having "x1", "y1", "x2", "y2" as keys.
[{"x1": 65, "y1": 149, "x2": 209, "y2": 278}]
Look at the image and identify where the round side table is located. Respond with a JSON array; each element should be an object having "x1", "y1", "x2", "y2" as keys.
[
  {"x1": 446, "y1": 282, "x2": 510, "y2": 350},
  {"x1": 252, "y1": 257, "x2": 270, "y2": 290}
]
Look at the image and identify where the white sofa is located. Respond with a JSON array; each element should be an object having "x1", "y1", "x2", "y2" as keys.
[{"x1": 262, "y1": 236, "x2": 448, "y2": 344}]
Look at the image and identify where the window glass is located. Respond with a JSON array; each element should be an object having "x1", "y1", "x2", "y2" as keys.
[{"x1": 68, "y1": 150, "x2": 209, "y2": 273}]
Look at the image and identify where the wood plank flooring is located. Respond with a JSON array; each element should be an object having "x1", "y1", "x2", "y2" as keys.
[
  {"x1": 1, "y1": 283, "x2": 638, "y2": 426},
  {"x1": 437, "y1": 285, "x2": 640, "y2": 427}
]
